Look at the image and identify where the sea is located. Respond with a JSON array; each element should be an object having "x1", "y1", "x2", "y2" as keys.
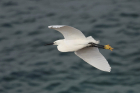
[{"x1": 0, "y1": 0, "x2": 140, "y2": 93}]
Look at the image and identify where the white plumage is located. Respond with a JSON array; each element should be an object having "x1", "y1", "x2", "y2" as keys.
[
  {"x1": 48, "y1": 25, "x2": 111, "y2": 72},
  {"x1": 48, "y1": 25, "x2": 86, "y2": 40}
]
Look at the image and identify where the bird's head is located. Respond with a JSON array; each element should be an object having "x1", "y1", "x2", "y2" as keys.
[{"x1": 45, "y1": 40, "x2": 63, "y2": 46}]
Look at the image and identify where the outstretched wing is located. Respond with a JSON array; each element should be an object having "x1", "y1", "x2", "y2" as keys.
[
  {"x1": 48, "y1": 25, "x2": 86, "y2": 40},
  {"x1": 75, "y1": 47, "x2": 111, "y2": 72}
]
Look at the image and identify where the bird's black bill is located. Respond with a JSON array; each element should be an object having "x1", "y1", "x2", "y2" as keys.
[{"x1": 45, "y1": 43, "x2": 54, "y2": 46}]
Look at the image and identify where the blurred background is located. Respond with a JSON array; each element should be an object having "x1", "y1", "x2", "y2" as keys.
[{"x1": 0, "y1": 0, "x2": 140, "y2": 93}]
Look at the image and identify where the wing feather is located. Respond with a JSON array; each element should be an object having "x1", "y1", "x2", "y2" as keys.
[
  {"x1": 48, "y1": 25, "x2": 86, "y2": 40},
  {"x1": 75, "y1": 47, "x2": 111, "y2": 72}
]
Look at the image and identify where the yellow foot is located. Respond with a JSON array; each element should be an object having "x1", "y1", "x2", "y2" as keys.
[{"x1": 104, "y1": 44, "x2": 113, "y2": 51}]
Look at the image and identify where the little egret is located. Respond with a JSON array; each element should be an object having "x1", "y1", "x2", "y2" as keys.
[{"x1": 46, "y1": 25, "x2": 113, "y2": 72}]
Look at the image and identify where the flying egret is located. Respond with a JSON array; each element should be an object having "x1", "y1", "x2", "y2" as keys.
[{"x1": 46, "y1": 25, "x2": 113, "y2": 72}]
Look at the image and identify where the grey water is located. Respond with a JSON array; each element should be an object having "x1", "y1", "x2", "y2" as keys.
[{"x1": 0, "y1": 0, "x2": 140, "y2": 93}]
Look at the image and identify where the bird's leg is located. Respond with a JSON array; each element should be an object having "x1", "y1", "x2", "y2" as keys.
[
  {"x1": 88, "y1": 42, "x2": 96, "y2": 47},
  {"x1": 88, "y1": 42, "x2": 104, "y2": 48},
  {"x1": 88, "y1": 42, "x2": 113, "y2": 51}
]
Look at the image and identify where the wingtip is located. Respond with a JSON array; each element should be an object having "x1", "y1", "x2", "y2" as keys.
[
  {"x1": 48, "y1": 25, "x2": 65, "y2": 29},
  {"x1": 100, "y1": 66, "x2": 111, "y2": 72},
  {"x1": 48, "y1": 26, "x2": 52, "y2": 28},
  {"x1": 105, "y1": 67, "x2": 111, "y2": 72}
]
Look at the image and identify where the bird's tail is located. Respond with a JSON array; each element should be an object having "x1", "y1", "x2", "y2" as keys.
[{"x1": 87, "y1": 36, "x2": 99, "y2": 44}]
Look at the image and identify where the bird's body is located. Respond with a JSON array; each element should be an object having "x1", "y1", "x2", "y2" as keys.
[
  {"x1": 56, "y1": 36, "x2": 98, "y2": 52},
  {"x1": 47, "y1": 25, "x2": 113, "y2": 72},
  {"x1": 57, "y1": 39, "x2": 87, "y2": 52}
]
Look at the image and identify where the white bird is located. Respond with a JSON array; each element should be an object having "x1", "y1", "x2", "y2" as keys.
[{"x1": 46, "y1": 25, "x2": 113, "y2": 72}]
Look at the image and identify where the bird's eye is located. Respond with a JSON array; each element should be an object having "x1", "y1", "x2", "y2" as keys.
[{"x1": 54, "y1": 41, "x2": 57, "y2": 44}]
